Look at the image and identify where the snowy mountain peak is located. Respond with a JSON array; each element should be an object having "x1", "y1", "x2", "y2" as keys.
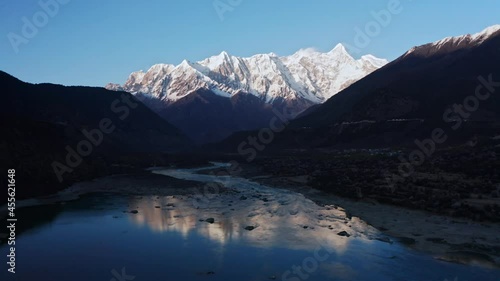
[
  {"x1": 330, "y1": 43, "x2": 348, "y2": 53},
  {"x1": 148, "y1": 63, "x2": 175, "y2": 72},
  {"x1": 293, "y1": 48, "x2": 319, "y2": 57},
  {"x1": 127, "y1": 71, "x2": 145, "y2": 83},
  {"x1": 471, "y1": 24, "x2": 500, "y2": 42},
  {"x1": 201, "y1": 52, "x2": 232, "y2": 69},
  {"x1": 215, "y1": 50, "x2": 232, "y2": 61},
  {"x1": 178, "y1": 59, "x2": 192, "y2": 68},
  {"x1": 108, "y1": 44, "x2": 387, "y2": 104},
  {"x1": 329, "y1": 43, "x2": 351, "y2": 58},
  {"x1": 361, "y1": 54, "x2": 389, "y2": 68},
  {"x1": 403, "y1": 24, "x2": 500, "y2": 58}
]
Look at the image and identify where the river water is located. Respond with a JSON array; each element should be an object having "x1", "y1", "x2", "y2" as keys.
[{"x1": 1, "y1": 164, "x2": 498, "y2": 281}]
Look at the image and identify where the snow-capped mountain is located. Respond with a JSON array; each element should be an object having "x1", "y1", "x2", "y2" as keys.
[
  {"x1": 107, "y1": 44, "x2": 387, "y2": 105},
  {"x1": 294, "y1": 24, "x2": 500, "y2": 133},
  {"x1": 105, "y1": 43, "x2": 387, "y2": 144},
  {"x1": 400, "y1": 24, "x2": 500, "y2": 59}
]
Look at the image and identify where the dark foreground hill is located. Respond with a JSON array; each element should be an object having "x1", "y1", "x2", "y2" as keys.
[
  {"x1": 204, "y1": 27, "x2": 500, "y2": 221},
  {"x1": 213, "y1": 26, "x2": 500, "y2": 151},
  {"x1": 288, "y1": 26, "x2": 500, "y2": 147},
  {"x1": 0, "y1": 71, "x2": 191, "y2": 200}
]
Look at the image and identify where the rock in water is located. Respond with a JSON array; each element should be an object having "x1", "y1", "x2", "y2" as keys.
[{"x1": 337, "y1": 231, "x2": 351, "y2": 237}]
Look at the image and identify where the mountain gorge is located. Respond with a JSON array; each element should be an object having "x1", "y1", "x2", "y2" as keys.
[{"x1": 107, "y1": 44, "x2": 387, "y2": 143}]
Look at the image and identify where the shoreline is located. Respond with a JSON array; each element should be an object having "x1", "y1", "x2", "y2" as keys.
[
  {"x1": 3, "y1": 164, "x2": 500, "y2": 268},
  {"x1": 238, "y1": 172, "x2": 500, "y2": 268},
  {"x1": 190, "y1": 163, "x2": 500, "y2": 267},
  {"x1": 0, "y1": 172, "x2": 206, "y2": 219}
]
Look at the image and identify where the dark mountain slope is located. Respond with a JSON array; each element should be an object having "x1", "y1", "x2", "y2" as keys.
[
  {"x1": 152, "y1": 89, "x2": 298, "y2": 144},
  {"x1": 211, "y1": 27, "x2": 500, "y2": 151},
  {"x1": 0, "y1": 71, "x2": 190, "y2": 199},
  {"x1": 293, "y1": 29, "x2": 500, "y2": 129}
]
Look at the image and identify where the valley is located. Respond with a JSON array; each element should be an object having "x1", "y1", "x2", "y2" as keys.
[{"x1": 2, "y1": 5, "x2": 500, "y2": 279}]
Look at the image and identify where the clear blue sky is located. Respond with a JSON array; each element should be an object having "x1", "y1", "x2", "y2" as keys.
[{"x1": 1, "y1": 0, "x2": 499, "y2": 86}]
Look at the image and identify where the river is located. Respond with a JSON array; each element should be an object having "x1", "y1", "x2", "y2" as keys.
[{"x1": 1, "y1": 164, "x2": 498, "y2": 280}]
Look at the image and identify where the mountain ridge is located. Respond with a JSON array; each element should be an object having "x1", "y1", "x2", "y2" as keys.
[
  {"x1": 210, "y1": 25, "x2": 500, "y2": 150},
  {"x1": 294, "y1": 24, "x2": 500, "y2": 128},
  {"x1": 105, "y1": 44, "x2": 387, "y2": 143},
  {"x1": 1, "y1": 70, "x2": 191, "y2": 199},
  {"x1": 106, "y1": 44, "x2": 387, "y2": 105},
  {"x1": 399, "y1": 24, "x2": 500, "y2": 61}
]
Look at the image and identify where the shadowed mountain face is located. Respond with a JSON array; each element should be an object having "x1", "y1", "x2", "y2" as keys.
[
  {"x1": 278, "y1": 27, "x2": 500, "y2": 148},
  {"x1": 107, "y1": 46, "x2": 387, "y2": 144},
  {"x1": 139, "y1": 89, "x2": 309, "y2": 144},
  {"x1": 0, "y1": 71, "x2": 190, "y2": 199},
  {"x1": 294, "y1": 28, "x2": 500, "y2": 129},
  {"x1": 210, "y1": 27, "x2": 500, "y2": 151}
]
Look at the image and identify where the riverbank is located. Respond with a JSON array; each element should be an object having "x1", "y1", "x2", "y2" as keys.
[
  {"x1": 195, "y1": 162, "x2": 500, "y2": 267},
  {"x1": 4, "y1": 165, "x2": 498, "y2": 281},
  {"x1": 0, "y1": 172, "x2": 208, "y2": 218},
  {"x1": 3, "y1": 162, "x2": 500, "y2": 268},
  {"x1": 231, "y1": 166, "x2": 500, "y2": 267},
  {"x1": 228, "y1": 146, "x2": 500, "y2": 222}
]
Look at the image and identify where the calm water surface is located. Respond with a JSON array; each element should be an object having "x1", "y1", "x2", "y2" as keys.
[{"x1": 1, "y1": 165, "x2": 499, "y2": 281}]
